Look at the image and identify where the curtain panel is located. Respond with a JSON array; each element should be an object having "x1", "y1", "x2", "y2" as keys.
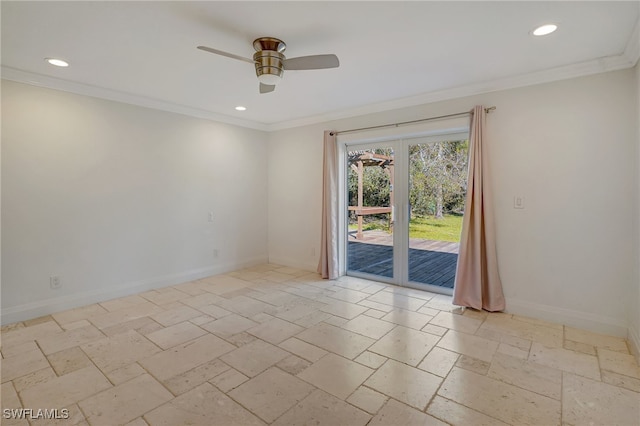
[
  {"x1": 453, "y1": 106, "x2": 505, "y2": 311},
  {"x1": 317, "y1": 130, "x2": 339, "y2": 279}
]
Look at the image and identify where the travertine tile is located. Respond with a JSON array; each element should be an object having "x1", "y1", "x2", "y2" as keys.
[
  {"x1": 140, "y1": 288, "x2": 189, "y2": 305},
  {"x1": 20, "y1": 366, "x2": 112, "y2": 409},
  {"x1": 512, "y1": 314, "x2": 563, "y2": 330},
  {"x1": 278, "y1": 337, "x2": 328, "y2": 362},
  {"x1": 271, "y1": 389, "x2": 370, "y2": 426},
  {"x1": 529, "y1": 342, "x2": 600, "y2": 380},
  {"x1": 496, "y1": 342, "x2": 529, "y2": 360},
  {"x1": 23, "y1": 315, "x2": 54, "y2": 327},
  {"x1": 220, "y1": 339, "x2": 289, "y2": 377},
  {"x1": 276, "y1": 355, "x2": 311, "y2": 375},
  {"x1": 105, "y1": 363, "x2": 146, "y2": 386},
  {"x1": 225, "y1": 331, "x2": 258, "y2": 347},
  {"x1": 422, "y1": 294, "x2": 456, "y2": 311},
  {"x1": 488, "y1": 353, "x2": 562, "y2": 400},
  {"x1": 99, "y1": 316, "x2": 161, "y2": 337},
  {"x1": 217, "y1": 295, "x2": 274, "y2": 317},
  {"x1": 479, "y1": 315, "x2": 562, "y2": 348},
  {"x1": 149, "y1": 305, "x2": 202, "y2": 327},
  {"x1": 427, "y1": 395, "x2": 510, "y2": 426},
  {"x1": 365, "y1": 291, "x2": 426, "y2": 311},
  {"x1": 369, "y1": 326, "x2": 440, "y2": 366},
  {"x1": 475, "y1": 327, "x2": 532, "y2": 352},
  {"x1": 89, "y1": 302, "x2": 163, "y2": 329},
  {"x1": 329, "y1": 289, "x2": 370, "y2": 303},
  {"x1": 200, "y1": 314, "x2": 259, "y2": 337},
  {"x1": 365, "y1": 359, "x2": 442, "y2": 409},
  {"x1": 81, "y1": 330, "x2": 161, "y2": 372},
  {"x1": 381, "y1": 308, "x2": 433, "y2": 330},
  {"x1": 1, "y1": 349, "x2": 49, "y2": 382},
  {"x1": 340, "y1": 315, "x2": 396, "y2": 339},
  {"x1": 320, "y1": 300, "x2": 368, "y2": 320},
  {"x1": 564, "y1": 327, "x2": 629, "y2": 353},
  {"x1": 180, "y1": 292, "x2": 226, "y2": 309},
  {"x1": 140, "y1": 334, "x2": 235, "y2": 381},
  {"x1": 421, "y1": 323, "x2": 448, "y2": 336},
  {"x1": 369, "y1": 398, "x2": 447, "y2": 426},
  {"x1": 210, "y1": 368, "x2": 249, "y2": 392},
  {"x1": 61, "y1": 319, "x2": 93, "y2": 331},
  {"x1": 12, "y1": 367, "x2": 56, "y2": 392},
  {"x1": 37, "y1": 324, "x2": 105, "y2": 355},
  {"x1": 456, "y1": 355, "x2": 491, "y2": 375},
  {"x1": 601, "y1": 369, "x2": 640, "y2": 393},
  {"x1": 296, "y1": 323, "x2": 375, "y2": 359},
  {"x1": 0, "y1": 382, "x2": 27, "y2": 426},
  {"x1": 99, "y1": 295, "x2": 148, "y2": 312},
  {"x1": 196, "y1": 303, "x2": 235, "y2": 318},
  {"x1": 429, "y1": 311, "x2": 482, "y2": 334},
  {"x1": 162, "y1": 358, "x2": 230, "y2": 395},
  {"x1": 563, "y1": 372, "x2": 639, "y2": 426},
  {"x1": 437, "y1": 330, "x2": 498, "y2": 362},
  {"x1": 563, "y1": 339, "x2": 597, "y2": 355},
  {"x1": 597, "y1": 348, "x2": 640, "y2": 378},
  {"x1": 125, "y1": 418, "x2": 149, "y2": 426},
  {"x1": 1, "y1": 340, "x2": 39, "y2": 358},
  {"x1": 246, "y1": 317, "x2": 303, "y2": 344},
  {"x1": 79, "y1": 374, "x2": 173, "y2": 426},
  {"x1": 346, "y1": 386, "x2": 387, "y2": 414},
  {"x1": 144, "y1": 383, "x2": 264, "y2": 426},
  {"x1": 439, "y1": 367, "x2": 560, "y2": 425},
  {"x1": 1, "y1": 321, "x2": 62, "y2": 347},
  {"x1": 357, "y1": 299, "x2": 395, "y2": 313},
  {"x1": 52, "y1": 304, "x2": 109, "y2": 325},
  {"x1": 354, "y1": 351, "x2": 387, "y2": 369},
  {"x1": 323, "y1": 315, "x2": 349, "y2": 327},
  {"x1": 229, "y1": 367, "x2": 314, "y2": 422},
  {"x1": 46, "y1": 346, "x2": 93, "y2": 376},
  {"x1": 298, "y1": 353, "x2": 373, "y2": 399},
  {"x1": 362, "y1": 308, "x2": 387, "y2": 319},
  {"x1": 418, "y1": 347, "x2": 459, "y2": 377},
  {"x1": 145, "y1": 321, "x2": 206, "y2": 349}
]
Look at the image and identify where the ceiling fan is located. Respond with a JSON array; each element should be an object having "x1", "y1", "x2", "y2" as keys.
[{"x1": 197, "y1": 37, "x2": 339, "y2": 94}]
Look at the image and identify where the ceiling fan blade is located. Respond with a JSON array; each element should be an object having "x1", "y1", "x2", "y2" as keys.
[
  {"x1": 197, "y1": 46, "x2": 254, "y2": 64},
  {"x1": 283, "y1": 54, "x2": 339, "y2": 70},
  {"x1": 260, "y1": 83, "x2": 276, "y2": 94}
]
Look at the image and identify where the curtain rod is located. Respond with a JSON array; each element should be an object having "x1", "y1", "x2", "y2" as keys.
[{"x1": 331, "y1": 106, "x2": 496, "y2": 136}]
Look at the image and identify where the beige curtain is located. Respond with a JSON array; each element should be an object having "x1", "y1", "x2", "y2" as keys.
[
  {"x1": 317, "y1": 130, "x2": 339, "y2": 279},
  {"x1": 453, "y1": 106, "x2": 505, "y2": 311}
]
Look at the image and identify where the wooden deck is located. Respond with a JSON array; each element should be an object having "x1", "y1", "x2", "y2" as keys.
[{"x1": 347, "y1": 230, "x2": 459, "y2": 288}]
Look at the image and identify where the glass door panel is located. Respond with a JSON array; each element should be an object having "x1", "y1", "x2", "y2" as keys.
[
  {"x1": 346, "y1": 146, "x2": 395, "y2": 281},
  {"x1": 407, "y1": 139, "x2": 468, "y2": 290}
]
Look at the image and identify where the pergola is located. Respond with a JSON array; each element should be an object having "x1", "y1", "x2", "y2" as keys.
[{"x1": 348, "y1": 151, "x2": 394, "y2": 239}]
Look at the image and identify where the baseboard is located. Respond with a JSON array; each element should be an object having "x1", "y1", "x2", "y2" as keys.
[
  {"x1": 506, "y1": 297, "x2": 628, "y2": 338},
  {"x1": 628, "y1": 324, "x2": 640, "y2": 363},
  {"x1": 268, "y1": 255, "x2": 317, "y2": 273},
  {"x1": 1, "y1": 256, "x2": 268, "y2": 325}
]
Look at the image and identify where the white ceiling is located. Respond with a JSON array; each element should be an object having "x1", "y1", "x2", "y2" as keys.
[{"x1": 2, "y1": 1, "x2": 638, "y2": 131}]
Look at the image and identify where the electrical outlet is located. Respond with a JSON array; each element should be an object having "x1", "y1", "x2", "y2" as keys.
[
  {"x1": 514, "y1": 196, "x2": 525, "y2": 209},
  {"x1": 50, "y1": 275, "x2": 61, "y2": 289},
  {"x1": 213, "y1": 249, "x2": 219, "y2": 259},
  {"x1": 208, "y1": 212, "x2": 214, "y2": 222}
]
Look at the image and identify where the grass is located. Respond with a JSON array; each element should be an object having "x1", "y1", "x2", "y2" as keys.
[
  {"x1": 349, "y1": 214, "x2": 463, "y2": 243},
  {"x1": 409, "y1": 214, "x2": 463, "y2": 242}
]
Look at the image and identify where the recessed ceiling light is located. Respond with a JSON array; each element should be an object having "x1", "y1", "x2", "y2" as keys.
[
  {"x1": 45, "y1": 58, "x2": 69, "y2": 67},
  {"x1": 235, "y1": 106, "x2": 247, "y2": 111},
  {"x1": 532, "y1": 24, "x2": 558, "y2": 36}
]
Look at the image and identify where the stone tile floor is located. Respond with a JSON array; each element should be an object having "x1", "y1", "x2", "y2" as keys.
[{"x1": 1, "y1": 264, "x2": 639, "y2": 425}]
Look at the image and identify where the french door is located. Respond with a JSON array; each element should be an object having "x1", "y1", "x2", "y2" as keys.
[{"x1": 342, "y1": 133, "x2": 469, "y2": 295}]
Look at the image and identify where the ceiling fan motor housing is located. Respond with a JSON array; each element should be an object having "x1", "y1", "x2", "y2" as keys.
[{"x1": 253, "y1": 37, "x2": 286, "y2": 80}]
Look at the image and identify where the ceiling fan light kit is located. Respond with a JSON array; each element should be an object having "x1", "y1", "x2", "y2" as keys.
[{"x1": 198, "y1": 36, "x2": 339, "y2": 94}]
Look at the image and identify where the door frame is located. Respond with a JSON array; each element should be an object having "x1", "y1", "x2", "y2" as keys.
[{"x1": 337, "y1": 123, "x2": 469, "y2": 294}]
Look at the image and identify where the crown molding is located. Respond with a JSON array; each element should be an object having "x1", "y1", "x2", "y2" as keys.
[
  {"x1": 1, "y1": 66, "x2": 270, "y2": 132},
  {"x1": 3, "y1": 39, "x2": 638, "y2": 134},
  {"x1": 265, "y1": 50, "x2": 638, "y2": 132}
]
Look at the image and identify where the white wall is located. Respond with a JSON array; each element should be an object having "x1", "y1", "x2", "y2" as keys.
[
  {"x1": 268, "y1": 69, "x2": 637, "y2": 336},
  {"x1": 631, "y1": 63, "x2": 640, "y2": 358},
  {"x1": 1, "y1": 80, "x2": 269, "y2": 323}
]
